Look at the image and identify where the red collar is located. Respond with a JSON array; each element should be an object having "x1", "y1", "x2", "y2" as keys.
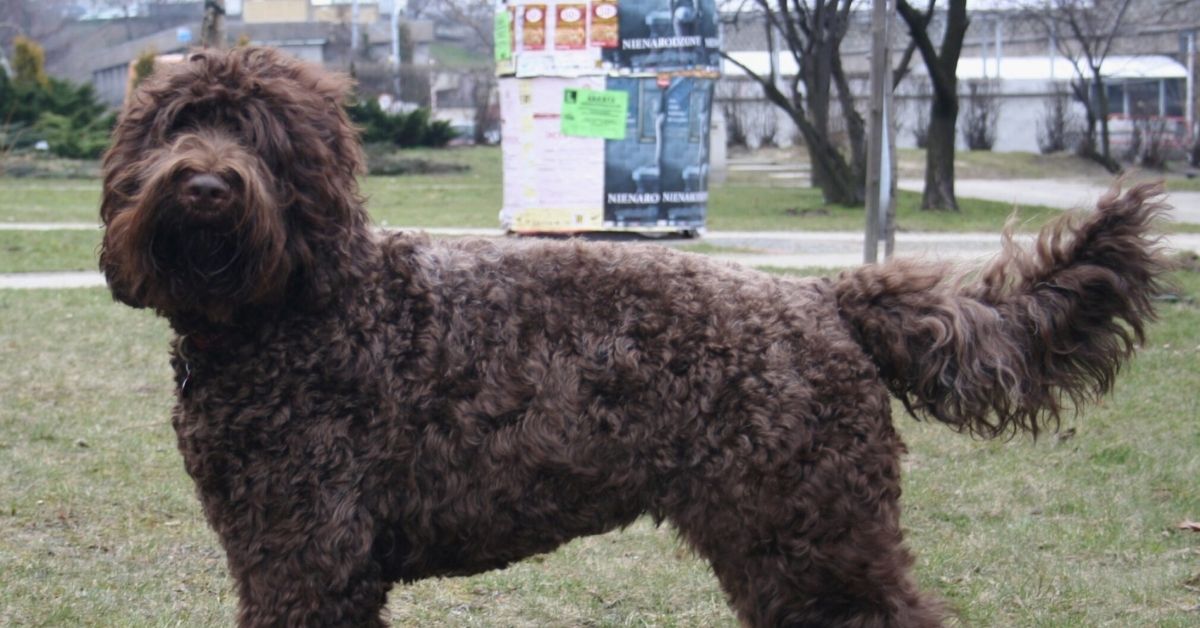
[{"x1": 187, "y1": 332, "x2": 226, "y2": 353}]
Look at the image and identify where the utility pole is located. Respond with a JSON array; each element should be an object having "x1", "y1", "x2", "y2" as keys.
[
  {"x1": 392, "y1": 0, "x2": 403, "y2": 99},
  {"x1": 864, "y1": 0, "x2": 894, "y2": 263},
  {"x1": 351, "y1": 0, "x2": 361, "y2": 57},
  {"x1": 994, "y1": 18, "x2": 1003, "y2": 84},
  {"x1": 1188, "y1": 30, "x2": 1196, "y2": 138},
  {"x1": 201, "y1": 0, "x2": 226, "y2": 48}
]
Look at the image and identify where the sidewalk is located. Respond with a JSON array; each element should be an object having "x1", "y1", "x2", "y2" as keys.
[
  {"x1": 4, "y1": 229, "x2": 1199, "y2": 289},
  {"x1": 900, "y1": 178, "x2": 1200, "y2": 224}
]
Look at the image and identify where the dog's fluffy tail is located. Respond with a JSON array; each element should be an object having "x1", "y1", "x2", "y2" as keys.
[{"x1": 834, "y1": 183, "x2": 1170, "y2": 437}]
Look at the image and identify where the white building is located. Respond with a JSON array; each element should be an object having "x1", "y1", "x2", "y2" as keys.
[{"x1": 718, "y1": 52, "x2": 1191, "y2": 154}]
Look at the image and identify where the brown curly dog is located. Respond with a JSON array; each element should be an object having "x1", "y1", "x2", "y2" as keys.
[{"x1": 99, "y1": 47, "x2": 1168, "y2": 627}]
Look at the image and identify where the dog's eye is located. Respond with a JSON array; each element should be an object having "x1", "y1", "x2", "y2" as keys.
[{"x1": 170, "y1": 103, "x2": 240, "y2": 136}]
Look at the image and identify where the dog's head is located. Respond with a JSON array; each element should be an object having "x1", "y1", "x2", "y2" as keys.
[{"x1": 99, "y1": 47, "x2": 368, "y2": 324}]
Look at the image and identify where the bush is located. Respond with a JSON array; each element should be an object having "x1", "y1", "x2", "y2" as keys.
[
  {"x1": 1037, "y1": 90, "x2": 1078, "y2": 154},
  {"x1": 346, "y1": 98, "x2": 456, "y2": 148},
  {"x1": 34, "y1": 111, "x2": 116, "y2": 159},
  {"x1": 12, "y1": 36, "x2": 49, "y2": 88},
  {"x1": 131, "y1": 49, "x2": 156, "y2": 91},
  {"x1": 1126, "y1": 117, "x2": 1172, "y2": 170},
  {"x1": 908, "y1": 79, "x2": 932, "y2": 149},
  {"x1": 962, "y1": 81, "x2": 999, "y2": 151},
  {"x1": 2, "y1": 38, "x2": 113, "y2": 158},
  {"x1": 362, "y1": 143, "x2": 470, "y2": 175}
]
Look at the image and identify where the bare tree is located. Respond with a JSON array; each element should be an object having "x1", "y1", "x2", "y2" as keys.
[
  {"x1": 722, "y1": 1, "x2": 866, "y2": 206},
  {"x1": 1028, "y1": 0, "x2": 1132, "y2": 173},
  {"x1": 1, "y1": 0, "x2": 75, "y2": 51},
  {"x1": 961, "y1": 80, "x2": 998, "y2": 150},
  {"x1": 201, "y1": 0, "x2": 227, "y2": 48},
  {"x1": 1036, "y1": 87, "x2": 1078, "y2": 154},
  {"x1": 428, "y1": 0, "x2": 497, "y2": 144},
  {"x1": 895, "y1": 0, "x2": 968, "y2": 211}
]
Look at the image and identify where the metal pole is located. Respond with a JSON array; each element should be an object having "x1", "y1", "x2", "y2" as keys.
[
  {"x1": 995, "y1": 18, "x2": 1002, "y2": 85},
  {"x1": 1160, "y1": 79, "x2": 1167, "y2": 118},
  {"x1": 864, "y1": 0, "x2": 891, "y2": 264},
  {"x1": 1049, "y1": 15, "x2": 1056, "y2": 83},
  {"x1": 1187, "y1": 30, "x2": 1196, "y2": 137},
  {"x1": 883, "y1": 46, "x2": 896, "y2": 259},
  {"x1": 392, "y1": 2, "x2": 401, "y2": 64},
  {"x1": 352, "y1": 0, "x2": 361, "y2": 56},
  {"x1": 392, "y1": 0, "x2": 403, "y2": 98},
  {"x1": 980, "y1": 23, "x2": 989, "y2": 81},
  {"x1": 201, "y1": 0, "x2": 226, "y2": 48}
]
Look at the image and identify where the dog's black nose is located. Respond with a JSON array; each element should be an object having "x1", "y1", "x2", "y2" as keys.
[{"x1": 183, "y1": 173, "x2": 230, "y2": 205}]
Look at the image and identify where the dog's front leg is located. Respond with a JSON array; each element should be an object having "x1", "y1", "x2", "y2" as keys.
[
  {"x1": 217, "y1": 508, "x2": 389, "y2": 628},
  {"x1": 192, "y1": 463, "x2": 389, "y2": 628},
  {"x1": 231, "y1": 559, "x2": 389, "y2": 628}
]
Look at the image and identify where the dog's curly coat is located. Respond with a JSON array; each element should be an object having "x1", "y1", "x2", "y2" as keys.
[{"x1": 100, "y1": 47, "x2": 1168, "y2": 627}]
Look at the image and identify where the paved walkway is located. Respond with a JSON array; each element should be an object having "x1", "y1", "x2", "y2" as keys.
[
  {"x1": 4, "y1": 228, "x2": 1199, "y2": 289},
  {"x1": 900, "y1": 178, "x2": 1200, "y2": 224},
  {"x1": 5, "y1": 175, "x2": 1199, "y2": 289}
]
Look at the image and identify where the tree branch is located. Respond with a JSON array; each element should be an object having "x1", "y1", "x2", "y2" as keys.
[
  {"x1": 896, "y1": 0, "x2": 961, "y2": 105},
  {"x1": 891, "y1": 0, "x2": 934, "y2": 90},
  {"x1": 721, "y1": 51, "x2": 804, "y2": 123}
]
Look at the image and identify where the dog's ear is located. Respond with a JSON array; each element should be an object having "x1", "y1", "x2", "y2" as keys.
[
  {"x1": 303, "y1": 65, "x2": 367, "y2": 183},
  {"x1": 317, "y1": 72, "x2": 367, "y2": 183},
  {"x1": 233, "y1": 47, "x2": 366, "y2": 183}
]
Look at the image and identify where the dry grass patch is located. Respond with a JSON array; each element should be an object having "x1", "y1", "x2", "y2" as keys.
[{"x1": 1, "y1": 272, "x2": 1197, "y2": 626}]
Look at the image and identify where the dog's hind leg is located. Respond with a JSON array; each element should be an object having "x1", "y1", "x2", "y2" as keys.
[
  {"x1": 671, "y1": 418, "x2": 944, "y2": 626},
  {"x1": 702, "y1": 523, "x2": 942, "y2": 627}
]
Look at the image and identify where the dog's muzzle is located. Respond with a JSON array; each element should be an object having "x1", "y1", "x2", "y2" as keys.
[{"x1": 177, "y1": 171, "x2": 236, "y2": 224}]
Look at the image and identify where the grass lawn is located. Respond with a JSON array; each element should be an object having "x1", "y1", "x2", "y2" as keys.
[
  {"x1": 0, "y1": 230, "x2": 102, "y2": 273},
  {"x1": 0, "y1": 180, "x2": 102, "y2": 224},
  {"x1": 364, "y1": 147, "x2": 502, "y2": 228},
  {"x1": 4, "y1": 146, "x2": 1079, "y2": 233},
  {"x1": 1163, "y1": 176, "x2": 1200, "y2": 192},
  {"x1": 1, "y1": 269, "x2": 1198, "y2": 626},
  {"x1": 4, "y1": 145, "x2": 1198, "y2": 275},
  {"x1": 896, "y1": 147, "x2": 1112, "y2": 180}
]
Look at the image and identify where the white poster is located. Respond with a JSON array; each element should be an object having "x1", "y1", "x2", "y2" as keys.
[{"x1": 499, "y1": 77, "x2": 607, "y2": 232}]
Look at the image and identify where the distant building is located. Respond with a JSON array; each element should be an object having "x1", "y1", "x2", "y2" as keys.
[
  {"x1": 45, "y1": 9, "x2": 434, "y2": 108},
  {"x1": 242, "y1": 0, "x2": 380, "y2": 25},
  {"x1": 899, "y1": 55, "x2": 1190, "y2": 153},
  {"x1": 718, "y1": 51, "x2": 1189, "y2": 153}
]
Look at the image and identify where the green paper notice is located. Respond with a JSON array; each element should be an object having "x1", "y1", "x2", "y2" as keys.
[
  {"x1": 561, "y1": 88, "x2": 628, "y2": 140},
  {"x1": 494, "y1": 10, "x2": 512, "y2": 61}
]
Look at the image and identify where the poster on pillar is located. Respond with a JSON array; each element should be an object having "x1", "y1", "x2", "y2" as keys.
[
  {"x1": 499, "y1": 75, "x2": 713, "y2": 234},
  {"x1": 502, "y1": 0, "x2": 607, "y2": 77},
  {"x1": 601, "y1": 0, "x2": 722, "y2": 73},
  {"x1": 495, "y1": 0, "x2": 720, "y2": 234},
  {"x1": 603, "y1": 75, "x2": 713, "y2": 230},
  {"x1": 498, "y1": 77, "x2": 608, "y2": 232}
]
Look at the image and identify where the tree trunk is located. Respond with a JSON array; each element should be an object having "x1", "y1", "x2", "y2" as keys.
[
  {"x1": 833, "y1": 53, "x2": 867, "y2": 184},
  {"x1": 804, "y1": 52, "x2": 833, "y2": 192},
  {"x1": 802, "y1": 26, "x2": 864, "y2": 205},
  {"x1": 896, "y1": 0, "x2": 968, "y2": 212},
  {"x1": 723, "y1": 0, "x2": 865, "y2": 206},
  {"x1": 1080, "y1": 73, "x2": 1121, "y2": 173},
  {"x1": 922, "y1": 98, "x2": 958, "y2": 211},
  {"x1": 1093, "y1": 72, "x2": 1120, "y2": 172},
  {"x1": 813, "y1": 144, "x2": 863, "y2": 205},
  {"x1": 793, "y1": 114, "x2": 863, "y2": 206},
  {"x1": 201, "y1": 0, "x2": 226, "y2": 48}
]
